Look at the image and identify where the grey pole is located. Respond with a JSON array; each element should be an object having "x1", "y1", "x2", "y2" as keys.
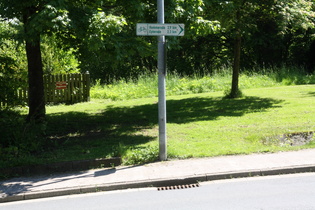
[{"x1": 157, "y1": 0, "x2": 167, "y2": 161}]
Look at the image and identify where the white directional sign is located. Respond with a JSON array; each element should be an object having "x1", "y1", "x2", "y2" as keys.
[{"x1": 137, "y1": 23, "x2": 184, "y2": 36}]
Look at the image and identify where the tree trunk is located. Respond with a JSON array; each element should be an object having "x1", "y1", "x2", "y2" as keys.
[
  {"x1": 23, "y1": 9, "x2": 46, "y2": 122},
  {"x1": 231, "y1": 30, "x2": 241, "y2": 96},
  {"x1": 25, "y1": 35, "x2": 46, "y2": 122},
  {"x1": 230, "y1": 10, "x2": 242, "y2": 98}
]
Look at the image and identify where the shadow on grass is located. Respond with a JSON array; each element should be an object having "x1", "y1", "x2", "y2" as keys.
[
  {"x1": 0, "y1": 95, "x2": 284, "y2": 187},
  {"x1": 0, "y1": 95, "x2": 283, "y2": 166},
  {"x1": 306, "y1": 91, "x2": 315, "y2": 97},
  {"x1": 167, "y1": 96, "x2": 283, "y2": 124},
  {"x1": 46, "y1": 96, "x2": 283, "y2": 156}
]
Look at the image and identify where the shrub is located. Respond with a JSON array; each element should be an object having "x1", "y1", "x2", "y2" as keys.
[
  {"x1": 123, "y1": 145, "x2": 159, "y2": 165},
  {"x1": 0, "y1": 109, "x2": 48, "y2": 167}
]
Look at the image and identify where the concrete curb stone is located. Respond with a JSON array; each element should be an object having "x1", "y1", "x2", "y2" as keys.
[{"x1": 2, "y1": 164, "x2": 315, "y2": 203}]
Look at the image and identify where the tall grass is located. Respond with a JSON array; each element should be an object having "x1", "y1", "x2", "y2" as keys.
[
  {"x1": 91, "y1": 66, "x2": 315, "y2": 101},
  {"x1": 91, "y1": 73, "x2": 158, "y2": 100}
]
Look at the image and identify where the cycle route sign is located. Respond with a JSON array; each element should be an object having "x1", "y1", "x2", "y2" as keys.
[{"x1": 137, "y1": 23, "x2": 184, "y2": 36}]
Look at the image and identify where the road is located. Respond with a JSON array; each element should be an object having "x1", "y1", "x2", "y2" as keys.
[{"x1": 1, "y1": 172, "x2": 315, "y2": 210}]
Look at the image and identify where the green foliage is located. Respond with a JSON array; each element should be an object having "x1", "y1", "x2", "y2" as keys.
[
  {"x1": 123, "y1": 145, "x2": 159, "y2": 165},
  {"x1": 0, "y1": 109, "x2": 48, "y2": 167},
  {"x1": 0, "y1": 21, "x2": 27, "y2": 106},
  {"x1": 0, "y1": 20, "x2": 81, "y2": 108},
  {"x1": 23, "y1": 3, "x2": 70, "y2": 39},
  {"x1": 76, "y1": 0, "x2": 224, "y2": 82},
  {"x1": 91, "y1": 75, "x2": 157, "y2": 101},
  {"x1": 85, "y1": 12, "x2": 127, "y2": 50},
  {"x1": 0, "y1": 57, "x2": 25, "y2": 106},
  {"x1": 242, "y1": 0, "x2": 315, "y2": 68},
  {"x1": 255, "y1": 65, "x2": 315, "y2": 85},
  {"x1": 223, "y1": 88, "x2": 244, "y2": 99},
  {"x1": 0, "y1": 0, "x2": 129, "y2": 119},
  {"x1": 278, "y1": 0, "x2": 315, "y2": 31},
  {"x1": 91, "y1": 66, "x2": 312, "y2": 101},
  {"x1": 1, "y1": 0, "x2": 315, "y2": 107},
  {"x1": 2, "y1": 0, "x2": 315, "y2": 84},
  {"x1": 41, "y1": 36, "x2": 80, "y2": 75},
  {"x1": 170, "y1": 0, "x2": 221, "y2": 37}
]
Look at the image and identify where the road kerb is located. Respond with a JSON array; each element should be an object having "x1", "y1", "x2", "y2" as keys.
[{"x1": 1, "y1": 165, "x2": 315, "y2": 203}]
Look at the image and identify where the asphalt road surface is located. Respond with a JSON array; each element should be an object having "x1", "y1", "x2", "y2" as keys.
[{"x1": 1, "y1": 172, "x2": 315, "y2": 210}]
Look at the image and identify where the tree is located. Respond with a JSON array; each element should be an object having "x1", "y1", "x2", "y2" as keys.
[
  {"x1": 0, "y1": 0, "x2": 126, "y2": 121},
  {"x1": 240, "y1": 0, "x2": 314, "y2": 68},
  {"x1": 72, "y1": 0, "x2": 222, "y2": 82},
  {"x1": 0, "y1": 1, "x2": 65, "y2": 121},
  {"x1": 206, "y1": 0, "x2": 315, "y2": 97},
  {"x1": 166, "y1": 0, "x2": 222, "y2": 76},
  {"x1": 205, "y1": 0, "x2": 259, "y2": 98}
]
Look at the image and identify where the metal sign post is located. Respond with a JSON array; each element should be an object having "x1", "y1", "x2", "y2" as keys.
[
  {"x1": 157, "y1": 0, "x2": 167, "y2": 161},
  {"x1": 136, "y1": 0, "x2": 184, "y2": 161}
]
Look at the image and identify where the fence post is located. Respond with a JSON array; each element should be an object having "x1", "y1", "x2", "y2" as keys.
[
  {"x1": 85, "y1": 71, "x2": 90, "y2": 102},
  {"x1": 65, "y1": 74, "x2": 70, "y2": 103}
]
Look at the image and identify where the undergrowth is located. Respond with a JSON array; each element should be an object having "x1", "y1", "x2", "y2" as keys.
[{"x1": 91, "y1": 66, "x2": 315, "y2": 101}]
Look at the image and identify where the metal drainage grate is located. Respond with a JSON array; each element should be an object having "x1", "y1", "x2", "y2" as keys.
[{"x1": 157, "y1": 183, "x2": 200, "y2": 191}]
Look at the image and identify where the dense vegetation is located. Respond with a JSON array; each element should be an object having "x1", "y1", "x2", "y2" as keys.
[
  {"x1": 90, "y1": 66, "x2": 315, "y2": 101},
  {"x1": 1, "y1": 1, "x2": 315, "y2": 83}
]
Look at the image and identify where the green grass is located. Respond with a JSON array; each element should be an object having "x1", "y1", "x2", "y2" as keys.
[
  {"x1": 90, "y1": 72, "x2": 279, "y2": 101},
  {"x1": 1, "y1": 67, "x2": 315, "y2": 169},
  {"x1": 2, "y1": 85, "x2": 315, "y2": 169},
  {"x1": 46, "y1": 85, "x2": 315, "y2": 161},
  {"x1": 90, "y1": 66, "x2": 315, "y2": 101},
  {"x1": 167, "y1": 86, "x2": 315, "y2": 158}
]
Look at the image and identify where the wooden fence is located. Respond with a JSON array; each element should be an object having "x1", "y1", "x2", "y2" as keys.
[
  {"x1": 44, "y1": 72, "x2": 90, "y2": 104},
  {"x1": 0, "y1": 72, "x2": 90, "y2": 107}
]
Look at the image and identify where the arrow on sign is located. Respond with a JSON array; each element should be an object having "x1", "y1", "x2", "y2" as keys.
[{"x1": 178, "y1": 24, "x2": 184, "y2": 36}]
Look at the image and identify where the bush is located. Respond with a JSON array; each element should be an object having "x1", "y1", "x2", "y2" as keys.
[
  {"x1": 0, "y1": 109, "x2": 48, "y2": 167},
  {"x1": 223, "y1": 88, "x2": 244, "y2": 99},
  {"x1": 123, "y1": 145, "x2": 159, "y2": 165}
]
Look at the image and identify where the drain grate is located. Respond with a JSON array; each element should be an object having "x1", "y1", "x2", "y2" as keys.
[{"x1": 157, "y1": 183, "x2": 200, "y2": 191}]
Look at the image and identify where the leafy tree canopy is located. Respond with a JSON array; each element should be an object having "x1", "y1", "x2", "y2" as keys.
[{"x1": 0, "y1": 0, "x2": 128, "y2": 120}]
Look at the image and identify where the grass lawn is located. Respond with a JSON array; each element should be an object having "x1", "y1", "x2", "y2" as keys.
[
  {"x1": 48, "y1": 85, "x2": 315, "y2": 163},
  {"x1": 2, "y1": 85, "x2": 315, "y2": 168},
  {"x1": 167, "y1": 85, "x2": 315, "y2": 158}
]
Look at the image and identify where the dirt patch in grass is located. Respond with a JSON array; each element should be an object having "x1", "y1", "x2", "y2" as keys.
[{"x1": 278, "y1": 131, "x2": 314, "y2": 146}]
